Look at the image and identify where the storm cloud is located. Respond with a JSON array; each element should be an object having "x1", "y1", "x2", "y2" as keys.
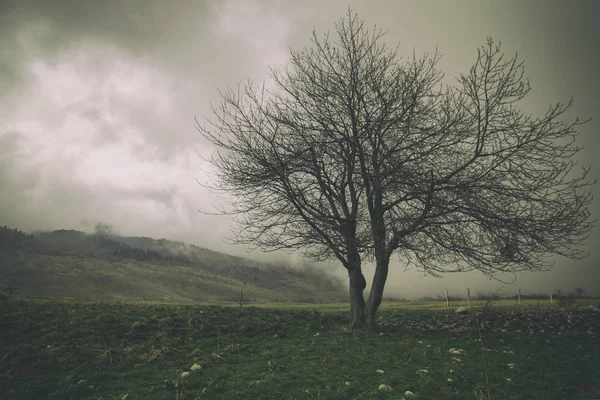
[{"x1": 0, "y1": 0, "x2": 598, "y2": 298}]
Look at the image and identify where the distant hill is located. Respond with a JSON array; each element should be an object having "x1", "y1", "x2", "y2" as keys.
[{"x1": 0, "y1": 225, "x2": 346, "y2": 303}]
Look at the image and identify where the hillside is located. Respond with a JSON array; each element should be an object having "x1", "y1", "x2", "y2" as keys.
[{"x1": 0, "y1": 225, "x2": 346, "y2": 303}]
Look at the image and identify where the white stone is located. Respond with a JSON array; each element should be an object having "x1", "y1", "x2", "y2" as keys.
[
  {"x1": 190, "y1": 363, "x2": 201, "y2": 371},
  {"x1": 378, "y1": 384, "x2": 392, "y2": 391}
]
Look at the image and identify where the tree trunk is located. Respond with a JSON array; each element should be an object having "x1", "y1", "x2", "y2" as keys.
[
  {"x1": 365, "y1": 255, "x2": 390, "y2": 328},
  {"x1": 348, "y1": 268, "x2": 367, "y2": 329}
]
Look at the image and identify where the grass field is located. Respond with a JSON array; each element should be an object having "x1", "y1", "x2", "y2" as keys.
[
  {"x1": 253, "y1": 298, "x2": 600, "y2": 311},
  {"x1": 1, "y1": 298, "x2": 599, "y2": 399}
]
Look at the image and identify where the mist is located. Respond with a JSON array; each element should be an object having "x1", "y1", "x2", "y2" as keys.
[{"x1": 0, "y1": 0, "x2": 598, "y2": 299}]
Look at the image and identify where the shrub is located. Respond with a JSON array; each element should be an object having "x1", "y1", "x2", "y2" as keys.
[
  {"x1": 478, "y1": 291, "x2": 500, "y2": 322},
  {"x1": 557, "y1": 292, "x2": 577, "y2": 310}
]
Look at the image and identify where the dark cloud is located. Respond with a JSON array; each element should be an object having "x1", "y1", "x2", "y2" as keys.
[
  {"x1": 0, "y1": 0, "x2": 205, "y2": 55},
  {"x1": 0, "y1": 0, "x2": 210, "y2": 151},
  {"x1": 0, "y1": 0, "x2": 308, "y2": 155}
]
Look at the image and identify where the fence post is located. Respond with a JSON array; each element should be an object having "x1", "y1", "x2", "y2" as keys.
[
  {"x1": 517, "y1": 289, "x2": 521, "y2": 305},
  {"x1": 445, "y1": 289, "x2": 450, "y2": 310},
  {"x1": 467, "y1": 288, "x2": 472, "y2": 310},
  {"x1": 549, "y1": 290, "x2": 553, "y2": 305}
]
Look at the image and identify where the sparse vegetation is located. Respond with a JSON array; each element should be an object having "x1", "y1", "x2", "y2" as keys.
[
  {"x1": 0, "y1": 225, "x2": 346, "y2": 304},
  {"x1": 556, "y1": 290, "x2": 578, "y2": 310},
  {"x1": 477, "y1": 291, "x2": 501, "y2": 323},
  {"x1": 0, "y1": 298, "x2": 598, "y2": 399}
]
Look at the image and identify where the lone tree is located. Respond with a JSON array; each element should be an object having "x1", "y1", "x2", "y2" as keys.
[{"x1": 196, "y1": 10, "x2": 596, "y2": 329}]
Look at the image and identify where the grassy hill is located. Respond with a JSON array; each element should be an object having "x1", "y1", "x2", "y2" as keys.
[{"x1": 0, "y1": 225, "x2": 346, "y2": 303}]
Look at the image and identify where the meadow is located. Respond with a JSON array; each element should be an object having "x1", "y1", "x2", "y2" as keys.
[{"x1": 1, "y1": 298, "x2": 599, "y2": 400}]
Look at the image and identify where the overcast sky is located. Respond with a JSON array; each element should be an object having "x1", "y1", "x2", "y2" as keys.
[{"x1": 1, "y1": 0, "x2": 598, "y2": 298}]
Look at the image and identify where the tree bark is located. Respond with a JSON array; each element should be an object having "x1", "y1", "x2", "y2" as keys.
[
  {"x1": 365, "y1": 255, "x2": 390, "y2": 328},
  {"x1": 348, "y1": 267, "x2": 367, "y2": 329}
]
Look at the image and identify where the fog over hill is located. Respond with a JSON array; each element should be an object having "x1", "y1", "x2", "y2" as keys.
[{"x1": 0, "y1": 224, "x2": 346, "y2": 303}]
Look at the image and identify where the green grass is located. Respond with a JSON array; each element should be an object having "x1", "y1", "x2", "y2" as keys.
[
  {"x1": 254, "y1": 298, "x2": 600, "y2": 312},
  {"x1": 1, "y1": 298, "x2": 598, "y2": 399}
]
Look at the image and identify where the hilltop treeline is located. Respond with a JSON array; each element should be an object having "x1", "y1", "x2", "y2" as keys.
[{"x1": 0, "y1": 226, "x2": 35, "y2": 249}]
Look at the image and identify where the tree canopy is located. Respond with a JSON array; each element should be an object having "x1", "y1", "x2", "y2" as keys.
[{"x1": 196, "y1": 10, "x2": 596, "y2": 328}]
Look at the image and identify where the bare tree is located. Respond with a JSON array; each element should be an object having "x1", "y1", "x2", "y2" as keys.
[{"x1": 196, "y1": 10, "x2": 596, "y2": 329}]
